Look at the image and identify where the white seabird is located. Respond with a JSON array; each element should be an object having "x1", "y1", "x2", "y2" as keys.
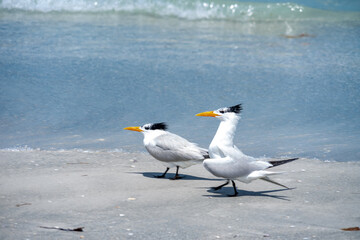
[
  {"x1": 124, "y1": 122, "x2": 209, "y2": 180},
  {"x1": 196, "y1": 104, "x2": 298, "y2": 196}
]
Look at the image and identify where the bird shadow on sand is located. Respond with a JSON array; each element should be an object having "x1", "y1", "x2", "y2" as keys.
[
  {"x1": 203, "y1": 187, "x2": 295, "y2": 201},
  {"x1": 129, "y1": 172, "x2": 222, "y2": 181}
]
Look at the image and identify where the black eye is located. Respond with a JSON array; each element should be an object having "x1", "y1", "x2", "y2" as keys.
[
  {"x1": 219, "y1": 110, "x2": 225, "y2": 114},
  {"x1": 144, "y1": 126, "x2": 149, "y2": 130}
]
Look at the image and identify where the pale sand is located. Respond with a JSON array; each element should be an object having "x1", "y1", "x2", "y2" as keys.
[{"x1": 0, "y1": 150, "x2": 359, "y2": 239}]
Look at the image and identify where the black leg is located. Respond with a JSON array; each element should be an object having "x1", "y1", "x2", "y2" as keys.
[
  {"x1": 212, "y1": 180, "x2": 230, "y2": 190},
  {"x1": 227, "y1": 180, "x2": 238, "y2": 197},
  {"x1": 170, "y1": 166, "x2": 182, "y2": 180},
  {"x1": 155, "y1": 167, "x2": 169, "y2": 178}
]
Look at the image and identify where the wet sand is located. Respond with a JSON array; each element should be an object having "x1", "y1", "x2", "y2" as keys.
[{"x1": 0, "y1": 150, "x2": 359, "y2": 239}]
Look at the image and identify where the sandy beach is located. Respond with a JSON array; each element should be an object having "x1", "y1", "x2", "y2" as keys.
[{"x1": 0, "y1": 150, "x2": 359, "y2": 239}]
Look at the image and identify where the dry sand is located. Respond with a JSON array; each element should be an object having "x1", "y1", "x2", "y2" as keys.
[{"x1": 0, "y1": 150, "x2": 359, "y2": 239}]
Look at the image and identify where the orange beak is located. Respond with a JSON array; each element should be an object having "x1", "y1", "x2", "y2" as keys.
[
  {"x1": 123, "y1": 126, "x2": 143, "y2": 132},
  {"x1": 195, "y1": 111, "x2": 220, "y2": 117}
]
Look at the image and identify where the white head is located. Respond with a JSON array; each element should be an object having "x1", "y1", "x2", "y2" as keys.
[{"x1": 196, "y1": 104, "x2": 242, "y2": 121}]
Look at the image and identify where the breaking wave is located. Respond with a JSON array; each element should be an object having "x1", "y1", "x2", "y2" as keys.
[{"x1": 1, "y1": 0, "x2": 358, "y2": 22}]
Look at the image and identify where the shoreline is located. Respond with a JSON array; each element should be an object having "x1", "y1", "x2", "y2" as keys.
[{"x1": 0, "y1": 150, "x2": 359, "y2": 239}]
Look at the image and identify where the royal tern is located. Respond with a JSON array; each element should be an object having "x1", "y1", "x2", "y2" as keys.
[
  {"x1": 196, "y1": 104, "x2": 298, "y2": 196},
  {"x1": 124, "y1": 122, "x2": 209, "y2": 180}
]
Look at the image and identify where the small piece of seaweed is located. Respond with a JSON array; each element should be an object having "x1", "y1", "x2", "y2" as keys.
[
  {"x1": 341, "y1": 227, "x2": 360, "y2": 231},
  {"x1": 16, "y1": 203, "x2": 31, "y2": 207},
  {"x1": 39, "y1": 226, "x2": 84, "y2": 232}
]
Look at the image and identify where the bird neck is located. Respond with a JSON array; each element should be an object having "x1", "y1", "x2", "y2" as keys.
[
  {"x1": 211, "y1": 116, "x2": 239, "y2": 147},
  {"x1": 143, "y1": 130, "x2": 166, "y2": 146}
]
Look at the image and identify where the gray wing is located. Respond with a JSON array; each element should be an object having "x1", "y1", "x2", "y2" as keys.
[{"x1": 146, "y1": 132, "x2": 206, "y2": 162}]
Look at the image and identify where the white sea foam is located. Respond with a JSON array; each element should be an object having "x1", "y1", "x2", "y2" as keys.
[{"x1": 1, "y1": 145, "x2": 37, "y2": 152}]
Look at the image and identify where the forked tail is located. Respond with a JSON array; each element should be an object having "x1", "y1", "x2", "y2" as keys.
[{"x1": 260, "y1": 157, "x2": 299, "y2": 188}]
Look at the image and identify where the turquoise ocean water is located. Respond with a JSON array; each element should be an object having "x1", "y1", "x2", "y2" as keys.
[{"x1": 0, "y1": 0, "x2": 359, "y2": 161}]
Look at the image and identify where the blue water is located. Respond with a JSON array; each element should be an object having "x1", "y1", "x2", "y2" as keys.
[{"x1": 1, "y1": 0, "x2": 360, "y2": 161}]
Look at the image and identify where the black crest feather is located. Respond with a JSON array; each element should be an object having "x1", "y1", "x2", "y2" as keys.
[
  {"x1": 150, "y1": 122, "x2": 168, "y2": 130},
  {"x1": 229, "y1": 104, "x2": 242, "y2": 114}
]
